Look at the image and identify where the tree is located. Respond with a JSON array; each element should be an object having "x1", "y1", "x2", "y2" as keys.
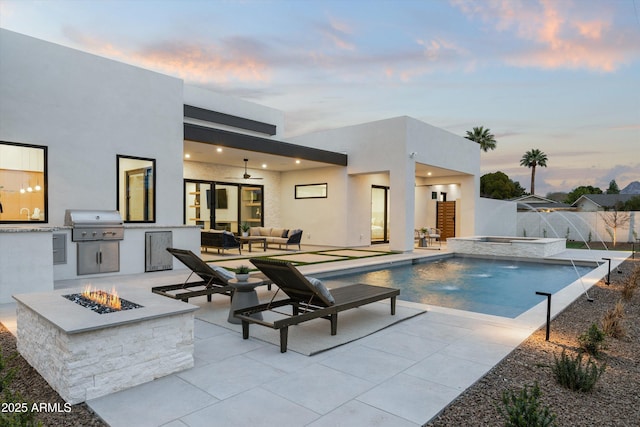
[
  {"x1": 606, "y1": 180, "x2": 620, "y2": 194},
  {"x1": 480, "y1": 171, "x2": 526, "y2": 199},
  {"x1": 564, "y1": 186, "x2": 603, "y2": 205},
  {"x1": 600, "y1": 209, "x2": 630, "y2": 246},
  {"x1": 465, "y1": 126, "x2": 497, "y2": 152},
  {"x1": 623, "y1": 195, "x2": 640, "y2": 210},
  {"x1": 520, "y1": 149, "x2": 548, "y2": 195},
  {"x1": 546, "y1": 192, "x2": 568, "y2": 202}
]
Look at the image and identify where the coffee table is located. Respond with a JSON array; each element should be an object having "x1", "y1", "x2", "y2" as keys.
[
  {"x1": 238, "y1": 236, "x2": 267, "y2": 252},
  {"x1": 227, "y1": 277, "x2": 264, "y2": 324}
]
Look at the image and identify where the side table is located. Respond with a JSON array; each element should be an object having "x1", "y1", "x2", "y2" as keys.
[{"x1": 227, "y1": 277, "x2": 264, "y2": 324}]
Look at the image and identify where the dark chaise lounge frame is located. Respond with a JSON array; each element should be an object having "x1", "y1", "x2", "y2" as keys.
[
  {"x1": 152, "y1": 248, "x2": 270, "y2": 302},
  {"x1": 235, "y1": 258, "x2": 400, "y2": 352}
]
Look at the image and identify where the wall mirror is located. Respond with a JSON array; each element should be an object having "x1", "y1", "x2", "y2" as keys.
[
  {"x1": 0, "y1": 141, "x2": 48, "y2": 223},
  {"x1": 117, "y1": 155, "x2": 155, "y2": 222}
]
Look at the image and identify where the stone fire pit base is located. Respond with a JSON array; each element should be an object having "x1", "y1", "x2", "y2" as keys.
[{"x1": 14, "y1": 287, "x2": 198, "y2": 404}]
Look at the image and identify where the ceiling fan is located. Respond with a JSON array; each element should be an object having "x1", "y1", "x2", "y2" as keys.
[{"x1": 226, "y1": 158, "x2": 263, "y2": 180}]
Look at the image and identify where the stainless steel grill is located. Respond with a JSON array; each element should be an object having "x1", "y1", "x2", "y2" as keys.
[
  {"x1": 64, "y1": 210, "x2": 124, "y2": 242},
  {"x1": 64, "y1": 210, "x2": 124, "y2": 275}
]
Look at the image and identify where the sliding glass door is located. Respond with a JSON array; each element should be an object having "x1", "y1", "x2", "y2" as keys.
[{"x1": 184, "y1": 180, "x2": 263, "y2": 233}]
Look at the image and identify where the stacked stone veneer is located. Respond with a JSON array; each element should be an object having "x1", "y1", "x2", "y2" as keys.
[
  {"x1": 448, "y1": 237, "x2": 566, "y2": 258},
  {"x1": 16, "y1": 302, "x2": 195, "y2": 404}
]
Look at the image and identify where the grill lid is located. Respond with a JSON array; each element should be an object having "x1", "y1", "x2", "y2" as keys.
[{"x1": 64, "y1": 210, "x2": 123, "y2": 227}]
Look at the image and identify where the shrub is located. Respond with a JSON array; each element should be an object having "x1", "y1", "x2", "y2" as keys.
[
  {"x1": 601, "y1": 300, "x2": 625, "y2": 339},
  {"x1": 0, "y1": 348, "x2": 41, "y2": 426},
  {"x1": 498, "y1": 382, "x2": 557, "y2": 427},
  {"x1": 552, "y1": 350, "x2": 605, "y2": 392},
  {"x1": 235, "y1": 265, "x2": 250, "y2": 274},
  {"x1": 621, "y1": 265, "x2": 639, "y2": 301},
  {"x1": 578, "y1": 323, "x2": 606, "y2": 357}
]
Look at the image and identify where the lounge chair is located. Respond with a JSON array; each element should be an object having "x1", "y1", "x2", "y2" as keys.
[
  {"x1": 427, "y1": 227, "x2": 441, "y2": 247},
  {"x1": 151, "y1": 248, "x2": 270, "y2": 302},
  {"x1": 234, "y1": 258, "x2": 400, "y2": 352}
]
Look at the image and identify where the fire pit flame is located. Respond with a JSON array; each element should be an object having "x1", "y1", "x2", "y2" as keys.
[
  {"x1": 82, "y1": 286, "x2": 121, "y2": 310},
  {"x1": 63, "y1": 286, "x2": 143, "y2": 314}
]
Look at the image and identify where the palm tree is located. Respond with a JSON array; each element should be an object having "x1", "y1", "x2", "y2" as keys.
[
  {"x1": 465, "y1": 126, "x2": 497, "y2": 152},
  {"x1": 520, "y1": 149, "x2": 548, "y2": 195}
]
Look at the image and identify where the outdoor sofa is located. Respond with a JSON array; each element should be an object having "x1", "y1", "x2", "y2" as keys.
[
  {"x1": 244, "y1": 227, "x2": 303, "y2": 250},
  {"x1": 234, "y1": 258, "x2": 400, "y2": 352},
  {"x1": 201, "y1": 230, "x2": 242, "y2": 254}
]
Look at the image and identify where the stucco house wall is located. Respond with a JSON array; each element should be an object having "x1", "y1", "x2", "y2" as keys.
[
  {"x1": 0, "y1": 29, "x2": 198, "y2": 292},
  {"x1": 289, "y1": 116, "x2": 480, "y2": 251},
  {"x1": 0, "y1": 29, "x2": 184, "y2": 226}
]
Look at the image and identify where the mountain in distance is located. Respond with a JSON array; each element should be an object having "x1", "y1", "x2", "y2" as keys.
[{"x1": 621, "y1": 181, "x2": 640, "y2": 194}]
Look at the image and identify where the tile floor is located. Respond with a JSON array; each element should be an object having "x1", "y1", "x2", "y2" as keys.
[{"x1": 0, "y1": 247, "x2": 629, "y2": 426}]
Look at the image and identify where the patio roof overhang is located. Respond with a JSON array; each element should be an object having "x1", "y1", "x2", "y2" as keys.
[{"x1": 184, "y1": 123, "x2": 348, "y2": 167}]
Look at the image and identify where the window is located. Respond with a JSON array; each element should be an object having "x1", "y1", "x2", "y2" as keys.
[
  {"x1": 0, "y1": 141, "x2": 47, "y2": 223},
  {"x1": 295, "y1": 183, "x2": 327, "y2": 199},
  {"x1": 117, "y1": 155, "x2": 155, "y2": 222}
]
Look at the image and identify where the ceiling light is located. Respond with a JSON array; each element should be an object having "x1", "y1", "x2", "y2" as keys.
[
  {"x1": 427, "y1": 172, "x2": 432, "y2": 176},
  {"x1": 262, "y1": 164, "x2": 267, "y2": 168},
  {"x1": 184, "y1": 153, "x2": 191, "y2": 159},
  {"x1": 216, "y1": 147, "x2": 223, "y2": 153},
  {"x1": 295, "y1": 159, "x2": 301, "y2": 164}
]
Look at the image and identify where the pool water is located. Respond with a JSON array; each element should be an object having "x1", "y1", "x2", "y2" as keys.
[{"x1": 322, "y1": 257, "x2": 595, "y2": 318}]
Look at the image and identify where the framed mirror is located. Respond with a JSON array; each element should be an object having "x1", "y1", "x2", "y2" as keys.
[{"x1": 117, "y1": 155, "x2": 155, "y2": 222}]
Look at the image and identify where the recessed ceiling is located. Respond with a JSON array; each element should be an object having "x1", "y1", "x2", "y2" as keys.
[
  {"x1": 183, "y1": 140, "x2": 330, "y2": 171},
  {"x1": 184, "y1": 140, "x2": 468, "y2": 179},
  {"x1": 415, "y1": 162, "x2": 466, "y2": 178}
]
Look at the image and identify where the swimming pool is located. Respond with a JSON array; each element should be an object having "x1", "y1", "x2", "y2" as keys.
[{"x1": 321, "y1": 256, "x2": 595, "y2": 318}]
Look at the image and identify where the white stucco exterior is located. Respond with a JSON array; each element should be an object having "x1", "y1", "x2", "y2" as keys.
[
  {"x1": 1, "y1": 29, "x2": 489, "y2": 301},
  {"x1": 288, "y1": 117, "x2": 480, "y2": 251}
]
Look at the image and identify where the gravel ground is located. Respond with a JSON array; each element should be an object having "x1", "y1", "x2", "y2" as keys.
[{"x1": 1, "y1": 258, "x2": 638, "y2": 426}]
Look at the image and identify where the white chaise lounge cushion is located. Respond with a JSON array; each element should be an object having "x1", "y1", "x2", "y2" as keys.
[
  {"x1": 305, "y1": 276, "x2": 335, "y2": 305},
  {"x1": 211, "y1": 265, "x2": 235, "y2": 281}
]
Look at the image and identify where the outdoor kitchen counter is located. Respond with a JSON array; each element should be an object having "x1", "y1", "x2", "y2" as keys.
[{"x1": 0, "y1": 225, "x2": 67, "y2": 232}]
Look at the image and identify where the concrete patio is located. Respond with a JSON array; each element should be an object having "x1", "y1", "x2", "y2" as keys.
[{"x1": 0, "y1": 245, "x2": 629, "y2": 426}]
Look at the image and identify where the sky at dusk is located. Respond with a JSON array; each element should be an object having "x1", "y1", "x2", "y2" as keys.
[{"x1": 1, "y1": 0, "x2": 639, "y2": 196}]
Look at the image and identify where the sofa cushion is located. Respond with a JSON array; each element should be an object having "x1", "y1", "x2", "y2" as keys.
[
  {"x1": 249, "y1": 227, "x2": 261, "y2": 236},
  {"x1": 305, "y1": 276, "x2": 335, "y2": 305},
  {"x1": 258, "y1": 227, "x2": 271, "y2": 236},
  {"x1": 270, "y1": 228, "x2": 286, "y2": 238}
]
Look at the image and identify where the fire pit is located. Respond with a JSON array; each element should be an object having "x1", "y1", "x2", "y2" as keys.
[
  {"x1": 63, "y1": 286, "x2": 143, "y2": 314},
  {"x1": 13, "y1": 286, "x2": 197, "y2": 404}
]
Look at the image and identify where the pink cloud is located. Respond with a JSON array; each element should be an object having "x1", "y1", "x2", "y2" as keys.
[
  {"x1": 63, "y1": 28, "x2": 270, "y2": 84},
  {"x1": 451, "y1": 0, "x2": 636, "y2": 72},
  {"x1": 134, "y1": 42, "x2": 270, "y2": 84}
]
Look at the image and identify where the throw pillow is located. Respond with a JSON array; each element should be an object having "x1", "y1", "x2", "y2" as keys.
[
  {"x1": 305, "y1": 276, "x2": 335, "y2": 305},
  {"x1": 211, "y1": 265, "x2": 235, "y2": 281},
  {"x1": 281, "y1": 229, "x2": 289, "y2": 238}
]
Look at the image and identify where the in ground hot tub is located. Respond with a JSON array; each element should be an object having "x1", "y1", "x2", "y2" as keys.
[
  {"x1": 13, "y1": 286, "x2": 197, "y2": 404},
  {"x1": 447, "y1": 236, "x2": 566, "y2": 258}
]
